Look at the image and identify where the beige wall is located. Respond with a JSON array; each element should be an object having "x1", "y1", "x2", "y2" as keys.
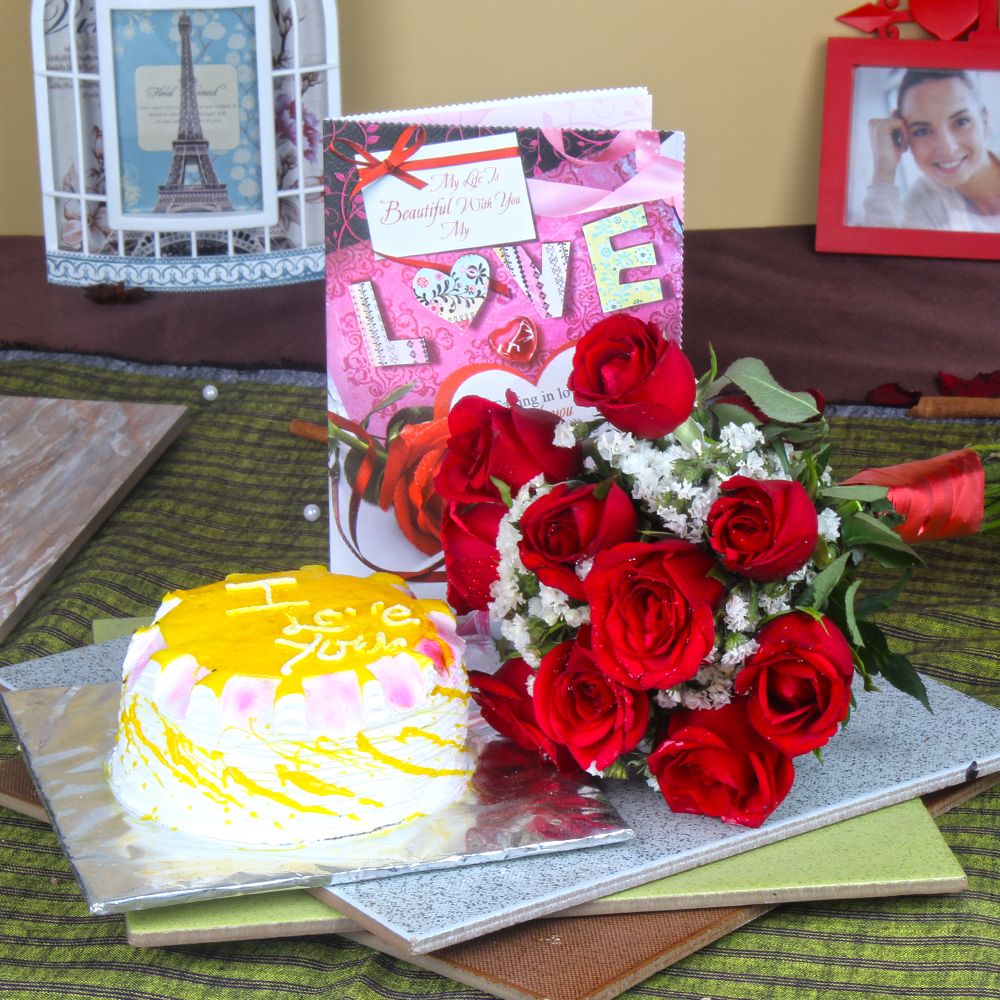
[{"x1": 4, "y1": 0, "x2": 892, "y2": 235}]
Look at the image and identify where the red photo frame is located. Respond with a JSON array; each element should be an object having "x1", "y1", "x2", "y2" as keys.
[{"x1": 817, "y1": 36, "x2": 1000, "y2": 259}]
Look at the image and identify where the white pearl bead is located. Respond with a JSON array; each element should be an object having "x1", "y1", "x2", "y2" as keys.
[
  {"x1": 303, "y1": 503, "x2": 321, "y2": 522},
  {"x1": 201, "y1": 384, "x2": 219, "y2": 402}
]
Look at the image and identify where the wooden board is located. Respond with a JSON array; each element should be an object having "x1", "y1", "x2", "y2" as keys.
[
  {"x1": 0, "y1": 396, "x2": 187, "y2": 641},
  {"x1": 346, "y1": 907, "x2": 773, "y2": 1000}
]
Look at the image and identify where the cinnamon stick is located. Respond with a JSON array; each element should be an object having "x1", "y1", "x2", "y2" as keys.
[
  {"x1": 288, "y1": 418, "x2": 327, "y2": 443},
  {"x1": 908, "y1": 396, "x2": 1000, "y2": 419}
]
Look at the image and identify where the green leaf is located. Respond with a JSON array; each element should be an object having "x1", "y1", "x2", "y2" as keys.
[
  {"x1": 843, "y1": 578, "x2": 864, "y2": 646},
  {"x1": 798, "y1": 552, "x2": 851, "y2": 611},
  {"x1": 704, "y1": 374, "x2": 732, "y2": 400},
  {"x1": 819, "y1": 485, "x2": 890, "y2": 502},
  {"x1": 771, "y1": 441, "x2": 792, "y2": 478},
  {"x1": 723, "y1": 357, "x2": 820, "y2": 424},
  {"x1": 761, "y1": 419, "x2": 829, "y2": 446},
  {"x1": 794, "y1": 605, "x2": 826, "y2": 624},
  {"x1": 696, "y1": 344, "x2": 719, "y2": 399},
  {"x1": 801, "y1": 453, "x2": 819, "y2": 499},
  {"x1": 491, "y1": 476, "x2": 514, "y2": 508},
  {"x1": 841, "y1": 511, "x2": 920, "y2": 560},
  {"x1": 855, "y1": 570, "x2": 912, "y2": 620},
  {"x1": 591, "y1": 479, "x2": 613, "y2": 501},
  {"x1": 857, "y1": 621, "x2": 931, "y2": 711},
  {"x1": 861, "y1": 546, "x2": 922, "y2": 570},
  {"x1": 385, "y1": 405, "x2": 435, "y2": 441},
  {"x1": 365, "y1": 382, "x2": 415, "y2": 423},
  {"x1": 711, "y1": 401, "x2": 761, "y2": 429},
  {"x1": 343, "y1": 448, "x2": 383, "y2": 504},
  {"x1": 879, "y1": 651, "x2": 932, "y2": 712}
]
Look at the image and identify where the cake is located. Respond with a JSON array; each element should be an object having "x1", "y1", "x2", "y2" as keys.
[{"x1": 108, "y1": 566, "x2": 472, "y2": 845}]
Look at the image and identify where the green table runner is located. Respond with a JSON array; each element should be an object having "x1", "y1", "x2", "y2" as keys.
[{"x1": 1, "y1": 359, "x2": 998, "y2": 1000}]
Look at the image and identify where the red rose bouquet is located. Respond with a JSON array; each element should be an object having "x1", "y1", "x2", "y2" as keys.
[{"x1": 436, "y1": 314, "x2": 999, "y2": 827}]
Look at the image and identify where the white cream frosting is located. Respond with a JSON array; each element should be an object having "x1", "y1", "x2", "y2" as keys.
[{"x1": 107, "y1": 568, "x2": 472, "y2": 845}]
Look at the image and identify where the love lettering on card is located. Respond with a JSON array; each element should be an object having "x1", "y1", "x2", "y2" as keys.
[{"x1": 323, "y1": 117, "x2": 684, "y2": 584}]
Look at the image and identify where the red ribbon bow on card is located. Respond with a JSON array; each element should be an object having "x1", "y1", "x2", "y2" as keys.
[{"x1": 333, "y1": 125, "x2": 429, "y2": 197}]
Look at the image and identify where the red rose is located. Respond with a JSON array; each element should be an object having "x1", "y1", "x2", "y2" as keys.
[
  {"x1": 735, "y1": 612, "x2": 854, "y2": 756},
  {"x1": 533, "y1": 627, "x2": 650, "y2": 772},
  {"x1": 435, "y1": 393, "x2": 582, "y2": 504},
  {"x1": 517, "y1": 482, "x2": 638, "y2": 600},
  {"x1": 378, "y1": 417, "x2": 450, "y2": 555},
  {"x1": 584, "y1": 540, "x2": 724, "y2": 690},
  {"x1": 440, "y1": 501, "x2": 505, "y2": 614},
  {"x1": 648, "y1": 699, "x2": 795, "y2": 827},
  {"x1": 469, "y1": 658, "x2": 576, "y2": 771},
  {"x1": 567, "y1": 314, "x2": 695, "y2": 438},
  {"x1": 707, "y1": 476, "x2": 818, "y2": 581}
]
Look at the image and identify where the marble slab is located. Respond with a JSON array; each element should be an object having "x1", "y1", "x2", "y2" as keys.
[
  {"x1": 0, "y1": 396, "x2": 188, "y2": 642},
  {"x1": 0, "y1": 635, "x2": 129, "y2": 690},
  {"x1": 319, "y1": 673, "x2": 1000, "y2": 954}
]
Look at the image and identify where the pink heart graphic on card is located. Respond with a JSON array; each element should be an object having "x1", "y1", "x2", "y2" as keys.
[
  {"x1": 909, "y1": 0, "x2": 978, "y2": 39},
  {"x1": 412, "y1": 254, "x2": 490, "y2": 328}
]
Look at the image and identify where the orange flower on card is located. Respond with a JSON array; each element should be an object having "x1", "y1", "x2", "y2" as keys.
[{"x1": 378, "y1": 417, "x2": 451, "y2": 555}]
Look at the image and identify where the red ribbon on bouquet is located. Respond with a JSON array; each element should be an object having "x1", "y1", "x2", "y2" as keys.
[
  {"x1": 331, "y1": 125, "x2": 522, "y2": 197},
  {"x1": 842, "y1": 448, "x2": 985, "y2": 543}
]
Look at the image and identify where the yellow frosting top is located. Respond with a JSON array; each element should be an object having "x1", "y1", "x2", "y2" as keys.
[{"x1": 147, "y1": 566, "x2": 457, "y2": 695}]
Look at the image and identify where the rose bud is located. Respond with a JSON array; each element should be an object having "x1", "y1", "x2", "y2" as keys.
[
  {"x1": 648, "y1": 699, "x2": 795, "y2": 827},
  {"x1": 469, "y1": 658, "x2": 576, "y2": 771},
  {"x1": 517, "y1": 481, "x2": 638, "y2": 600},
  {"x1": 435, "y1": 393, "x2": 582, "y2": 505},
  {"x1": 568, "y1": 314, "x2": 696, "y2": 438},
  {"x1": 378, "y1": 417, "x2": 450, "y2": 555},
  {"x1": 532, "y1": 627, "x2": 650, "y2": 772},
  {"x1": 707, "y1": 476, "x2": 818, "y2": 582},
  {"x1": 584, "y1": 539, "x2": 724, "y2": 690},
  {"x1": 440, "y1": 501, "x2": 505, "y2": 614},
  {"x1": 735, "y1": 612, "x2": 855, "y2": 756}
]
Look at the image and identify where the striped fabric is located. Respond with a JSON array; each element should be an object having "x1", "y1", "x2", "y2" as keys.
[{"x1": 1, "y1": 360, "x2": 998, "y2": 999}]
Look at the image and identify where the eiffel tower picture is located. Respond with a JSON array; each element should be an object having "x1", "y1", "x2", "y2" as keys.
[{"x1": 154, "y1": 11, "x2": 234, "y2": 214}]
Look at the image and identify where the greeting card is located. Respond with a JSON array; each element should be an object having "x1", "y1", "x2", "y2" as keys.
[{"x1": 324, "y1": 96, "x2": 684, "y2": 590}]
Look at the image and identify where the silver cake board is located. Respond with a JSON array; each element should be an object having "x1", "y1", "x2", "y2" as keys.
[
  {"x1": 315, "y1": 673, "x2": 1000, "y2": 954},
  {"x1": 0, "y1": 642, "x2": 632, "y2": 915}
]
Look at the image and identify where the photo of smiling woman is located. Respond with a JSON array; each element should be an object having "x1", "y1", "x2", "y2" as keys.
[{"x1": 847, "y1": 66, "x2": 1000, "y2": 232}]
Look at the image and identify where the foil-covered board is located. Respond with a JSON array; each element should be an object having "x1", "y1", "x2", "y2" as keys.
[{"x1": 0, "y1": 653, "x2": 632, "y2": 914}]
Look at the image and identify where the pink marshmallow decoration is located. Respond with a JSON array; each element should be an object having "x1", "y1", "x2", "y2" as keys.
[
  {"x1": 302, "y1": 671, "x2": 365, "y2": 737},
  {"x1": 122, "y1": 627, "x2": 168, "y2": 691},
  {"x1": 369, "y1": 655, "x2": 427, "y2": 710},
  {"x1": 219, "y1": 675, "x2": 280, "y2": 728},
  {"x1": 152, "y1": 654, "x2": 210, "y2": 718},
  {"x1": 416, "y1": 638, "x2": 445, "y2": 674},
  {"x1": 427, "y1": 611, "x2": 466, "y2": 683}
]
